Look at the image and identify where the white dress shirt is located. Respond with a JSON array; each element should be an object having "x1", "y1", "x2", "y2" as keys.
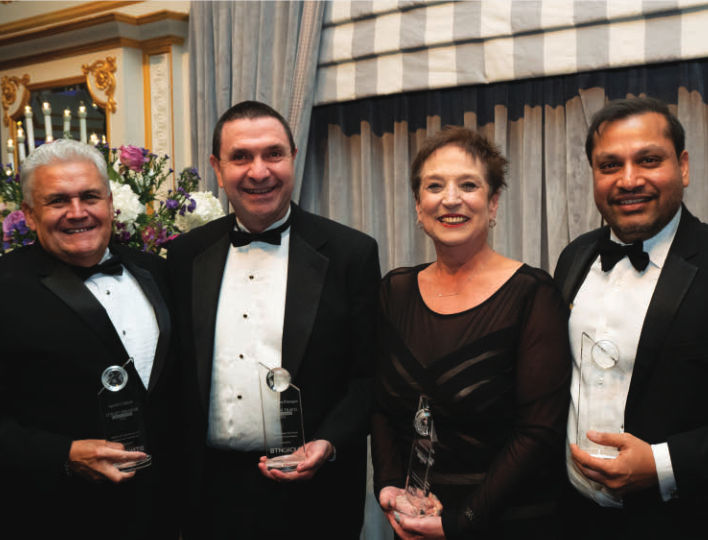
[
  {"x1": 208, "y1": 210, "x2": 290, "y2": 451},
  {"x1": 84, "y1": 250, "x2": 160, "y2": 389},
  {"x1": 566, "y1": 208, "x2": 681, "y2": 507}
]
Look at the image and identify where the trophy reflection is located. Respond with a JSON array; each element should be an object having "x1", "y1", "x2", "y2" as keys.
[
  {"x1": 258, "y1": 364, "x2": 307, "y2": 472},
  {"x1": 397, "y1": 395, "x2": 442, "y2": 517},
  {"x1": 577, "y1": 333, "x2": 623, "y2": 458},
  {"x1": 97, "y1": 358, "x2": 151, "y2": 471}
]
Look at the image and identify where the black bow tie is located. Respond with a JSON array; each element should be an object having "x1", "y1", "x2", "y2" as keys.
[
  {"x1": 230, "y1": 216, "x2": 291, "y2": 248},
  {"x1": 598, "y1": 236, "x2": 650, "y2": 272},
  {"x1": 72, "y1": 255, "x2": 124, "y2": 281}
]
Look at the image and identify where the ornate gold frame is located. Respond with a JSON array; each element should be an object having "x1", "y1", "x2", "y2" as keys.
[{"x1": 82, "y1": 56, "x2": 117, "y2": 113}]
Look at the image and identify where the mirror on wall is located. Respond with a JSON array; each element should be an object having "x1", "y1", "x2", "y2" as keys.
[{"x1": 25, "y1": 82, "x2": 107, "y2": 147}]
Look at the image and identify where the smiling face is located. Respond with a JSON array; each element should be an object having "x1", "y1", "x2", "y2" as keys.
[
  {"x1": 210, "y1": 116, "x2": 297, "y2": 232},
  {"x1": 416, "y1": 144, "x2": 499, "y2": 249},
  {"x1": 23, "y1": 160, "x2": 113, "y2": 267},
  {"x1": 591, "y1": 112, "x2": 689, "y2": 243}
]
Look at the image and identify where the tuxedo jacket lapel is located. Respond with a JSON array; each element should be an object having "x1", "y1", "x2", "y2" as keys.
[
  {"x1": 560, "y1": 229, "x2": 604, "y2": 306},
  {"x1": 41, "y1": 263, "x2": 129, "y2": 364},
  {"x1": 627, "y1": 210, "x2": 699, "y2": 409},
  {"x1": 192, "y1": 223, "x2": 231, "y2": 411},
  {"x1": 282, "y1": 206, "x2": 329, "y2": 379}
]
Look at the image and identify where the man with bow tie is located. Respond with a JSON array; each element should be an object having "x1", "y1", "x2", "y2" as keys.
[
  {"x1": 167, "y1": 100, "x2": 380, "y2": 539},
  {"x1": 0, "y1": 139, "x2": 176, "y2": 538},
  {"x1": 554, "y1": 97, "x2": 708, "y2": 538}
]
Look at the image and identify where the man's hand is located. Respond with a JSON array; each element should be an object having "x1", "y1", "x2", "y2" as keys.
[
  {"x1": 68, "y1": 439, "x2": 146, "y2": 483},
  {"x1": 570, "y1": 430, "x2": 658, "y2": 494},
  {"x1": 258, "y1": 439, "x2": 333, "y2": 482}
]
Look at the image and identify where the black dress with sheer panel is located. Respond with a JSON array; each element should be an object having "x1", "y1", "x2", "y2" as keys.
[{"x1": 372, "y1": 264, "x2": 571, "y2": 539}]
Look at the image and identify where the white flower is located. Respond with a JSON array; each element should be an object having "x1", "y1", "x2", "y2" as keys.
[
  {"x1": 110, "y1": 180, "x2": 144, "y2": 233},
  {"x1": 175, "y1": 191, "x2": 225, "y2": 232}
]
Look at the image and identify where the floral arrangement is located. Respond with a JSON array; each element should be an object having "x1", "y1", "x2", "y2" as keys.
[
  {"x1": 0, "y1": 168, "x2": 34, "y2": 251},
  {"x1": 0, "y1": 144, "x2": 224, "y2": 256}
]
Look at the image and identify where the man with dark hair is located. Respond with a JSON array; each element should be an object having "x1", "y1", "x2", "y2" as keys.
[
  {"x1": 0, "y1": 139, "x2": 176, "y2": 539},
  {"x1": 555, "y1": 96, "x2": 708, "y2": 537},
  {"x1": 168, "y1": 100, "x2": 380, "y2": 539}
]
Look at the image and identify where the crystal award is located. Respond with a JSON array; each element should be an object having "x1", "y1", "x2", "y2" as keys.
[
  {"x1": 258, "y1": 364, "x2": 307, "y2": 472},
  {"x1": 397, "y1": 395, "x2": 442, "y2": 517},
  {"x1": 97, "y1": 358, "x2": 152, "y2": 471},
  {"x1": 577, "y1": 333, "x2": 622, "y2": 458}
]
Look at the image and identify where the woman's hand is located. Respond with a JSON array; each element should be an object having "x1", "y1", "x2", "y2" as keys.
[{"x1": 379, "y1": 486, "x2": 445, "y2": 539}]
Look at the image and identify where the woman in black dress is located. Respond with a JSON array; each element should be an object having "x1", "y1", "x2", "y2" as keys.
[{"x1": 372, "y1": 127, "x2": 571, "y2": 539}]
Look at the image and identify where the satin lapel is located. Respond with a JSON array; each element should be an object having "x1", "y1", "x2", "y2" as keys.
[
  {"x1": 192, "y1": 230, "x2": 230, "y2": 412},
  {"x1": 627, "y1": 212, "x2": 699, "y2": 410},
  {"x1": 124, "y1": 260, "x2": 171, "y2": 394},
  {"x1": 560, "y1": 233, "x2": 602, "y2": 306},
  {"x1": 282, "y1": 215, "x2": 328, "y2": 380},
  {"x1": 41, "y1": 264, "x2": 128, "y2": 364}
]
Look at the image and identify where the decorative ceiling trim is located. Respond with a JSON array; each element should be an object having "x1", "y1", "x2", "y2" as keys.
[
  {"x1": 0, "y1": 1, "x2": 140, "y2": 35},
  {"x1": 0, "y1": 10, "x2": 189, "y2": 47},
  {"x1": 0, "y1": 35, "x2": 185, "y2": 71}
]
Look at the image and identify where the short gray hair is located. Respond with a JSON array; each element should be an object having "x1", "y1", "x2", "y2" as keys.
[{"x1": 21, "y1": 139, "x2": 110, "y2": 207}]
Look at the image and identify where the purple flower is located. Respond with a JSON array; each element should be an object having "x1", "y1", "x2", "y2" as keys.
[
  {"x1": 187, "y1": 197, "x2": 196, "y2": 213},
  {"x1": 119, "y1": 145, "x2": 148, "y2": 172},
  {"x1": 3, "y1": 210, "x2": 27, "y2": 238},
  {"x1": 165, "y1": 199, "x2": 179, "y2": 210}
]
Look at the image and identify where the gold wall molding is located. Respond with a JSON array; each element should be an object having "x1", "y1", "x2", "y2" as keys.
[
  {"x1": 0, "y1": 1, "x2": 140, "y2": 36},
  {"x1": 27, "y1": 76, "x2": 85, "y2": 92},
  {"x1": 0, "y1": 10, "x2": 189, "y2": 47},
  {"x1": 0, "y1": 35, "x2": 185, "y2": 71},
  {"x1": 82, "y1": 56, "x2": 117, "y2": 113},
  {"x1": 1, "y1": 73, "x2": 29, "y2": 126}
]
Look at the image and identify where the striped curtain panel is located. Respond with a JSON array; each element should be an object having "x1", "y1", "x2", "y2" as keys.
[{"x1": 301, "y1": 61, "x2": 708, "y2": 275}]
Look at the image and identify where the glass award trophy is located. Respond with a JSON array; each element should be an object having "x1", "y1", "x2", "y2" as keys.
[
  {"x1": 258, "y1": 363, "x2": 307, "y2": 472},
  {"x1": 577, "y1": 333, "x2": 621, "y2": 458},
  {"x1": 97, "y1": 358, "x2": 152, "y2": 471},
  {"x1": 398, "y1": 395, "x2": 441, "y2": 517}
]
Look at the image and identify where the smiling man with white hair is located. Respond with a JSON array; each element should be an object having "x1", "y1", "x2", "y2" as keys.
[{"x1": 0, "y1": 139, "x2": 177, "y2": 539}]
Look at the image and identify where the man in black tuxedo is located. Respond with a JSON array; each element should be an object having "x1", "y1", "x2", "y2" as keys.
[
  {"x1": 0, "y1": 139, "x2": 176, "y2": 539},
  {"x1": 555, "y1": 97, "x2": 708, "y2": 538},
  {"x1": 168, "y1": 101, "x2": 380, "y2": 539}
]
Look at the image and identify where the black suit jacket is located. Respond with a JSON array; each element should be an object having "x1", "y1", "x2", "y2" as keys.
[
  {"x1": 554, "y1": 206, "x2": 708, "y2": 528},
  {"x1": 168, "y1": 203, "x2": 380, "y2": 537},
  {"x1": 0, "y1": 242, "x2": 177, "y2": 539}
]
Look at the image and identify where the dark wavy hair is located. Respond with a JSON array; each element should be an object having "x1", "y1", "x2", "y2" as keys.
[
  {"x1": 211, "y1": 100, "x2": 296, "y2": 159},
  {"x1": 410, "y1": 127, "x2": 508, "y2": 201},
  {"x1": 585, "y1": 97, "x2": 685, "y2": 163}
]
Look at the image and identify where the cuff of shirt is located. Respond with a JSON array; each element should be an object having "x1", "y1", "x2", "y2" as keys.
[{"x1": 651, "y1": 442, "x2": 678, "y2": 501}]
